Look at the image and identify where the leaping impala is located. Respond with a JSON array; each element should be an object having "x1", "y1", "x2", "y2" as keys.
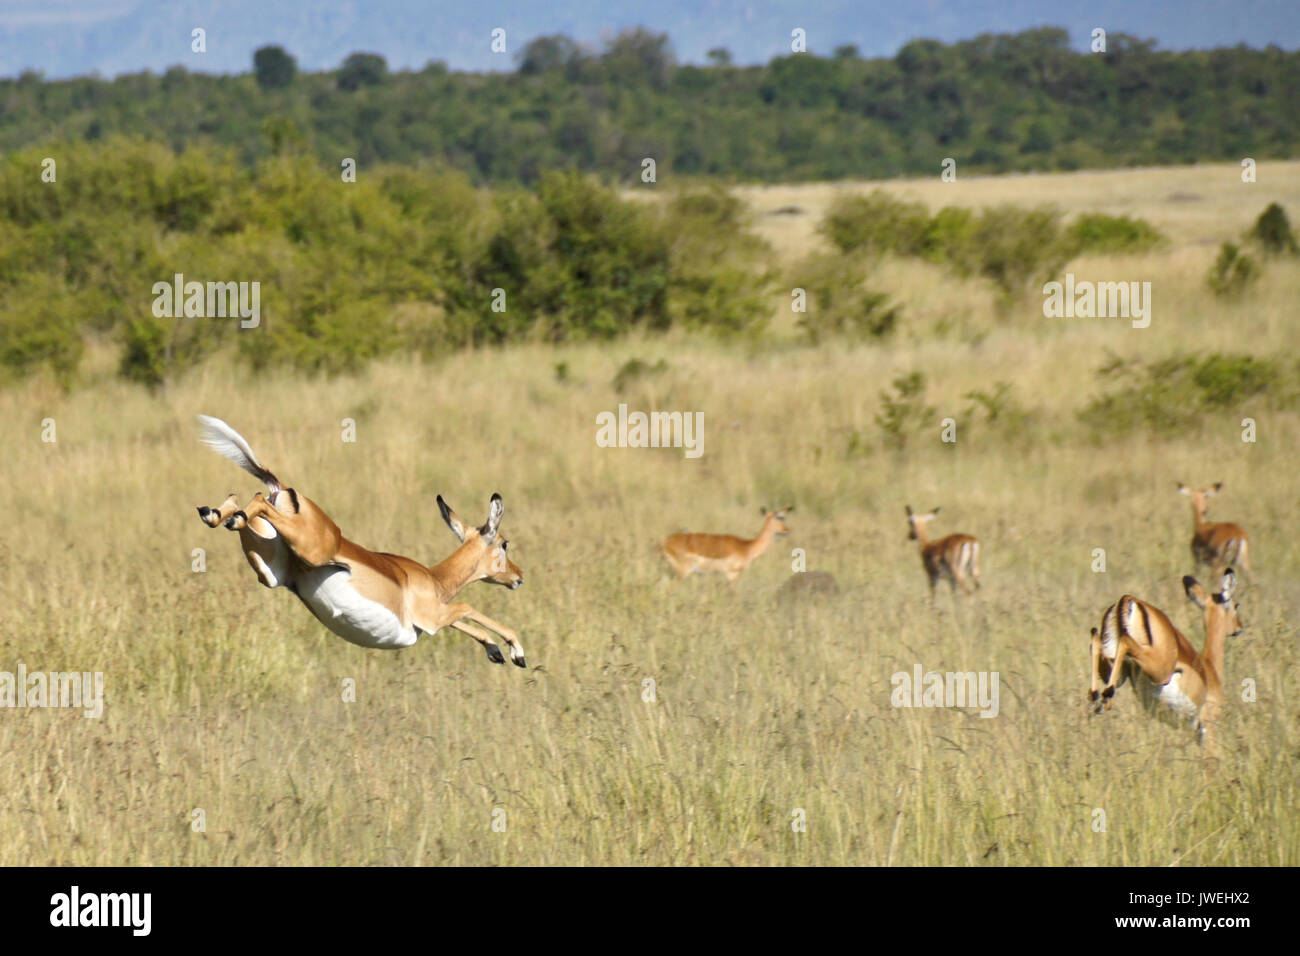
[
  {"x1": 194, "y1": 415, "x2": 528, "y2": 666},
  {"x1": 905, "y1": 505, "x2": 981, "y2": 601},
  {"x1": 1178, "y1": 482, "x2": 1251, "y2": 576},
  {"x1": 661, "y1": 507, "x2": 791, "y2": 582},
  {"x1": 1089, "y1": 570, "x2": 1244, "y2": 757}
]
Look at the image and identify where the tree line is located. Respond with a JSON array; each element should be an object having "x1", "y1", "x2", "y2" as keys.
[{"x1": 3, "y1": 27, "x2": 1297, "y2": 184}]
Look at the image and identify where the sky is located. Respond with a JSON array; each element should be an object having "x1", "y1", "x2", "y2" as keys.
[{"x1": 2, "y1": 0, "x2": 1297, "y2": 79}]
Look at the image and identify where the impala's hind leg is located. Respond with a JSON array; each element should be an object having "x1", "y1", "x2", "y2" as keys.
[
  {"x1": 225, "y1": 491, "x2": 341, "y2": 568},
  {"x1": 1089, "y1": 627, "x2": 1105, "y2": 712},
  {"x1": 197, "y1": 493, "x2": 241, "y2": 527}
]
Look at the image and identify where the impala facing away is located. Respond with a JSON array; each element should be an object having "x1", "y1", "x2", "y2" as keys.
[
  {"x1": 194, "y1": 415, "x2": 527, "y2": 666},
  {"x1": 1178, "y1": 482, "x2": 1251, "y2": 575},
  {"x1": 905, "y1": 505, "x2": 981, "y2": 600},
  {"x1": 1089, "y1": 570, "x2": 1243, "y2": 757},
  {"x1": 661, "y1": 507, "x2": 791, "y2": 582}
]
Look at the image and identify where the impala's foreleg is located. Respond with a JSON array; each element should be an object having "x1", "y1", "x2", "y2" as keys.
[
  {"x1": 449, "y1": 619, "x2": 508, "y2": 665},
  {"x1": 459, "y1": 607, "x2": 526, "y2": 668},
  {"x1": 441, "y1": 604, "x2": 526, "y2": 668}
]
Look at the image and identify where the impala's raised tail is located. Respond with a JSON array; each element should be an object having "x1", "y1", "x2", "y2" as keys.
[{"x1": 197, "y1": 414, "x2": 282, "y2": 493}]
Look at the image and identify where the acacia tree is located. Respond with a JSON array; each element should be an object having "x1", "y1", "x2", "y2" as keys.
[{"x1": 253, "y1": 45, "x2": 297, "y2": 90}]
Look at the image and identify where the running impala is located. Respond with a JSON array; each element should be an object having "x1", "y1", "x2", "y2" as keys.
[
  {"x1": 1089, "y1": 570, "x2": 1244, "y2": 756},
  {"x1": 1178, "y1": 482, "x2": 1251, "y2": 575},
  {"x1": 194, "y1": 415, "x2": 527, "y2": 666},
  {"x1": 905, "y1": 505, "x2": 981, "y2": 600},
  {"x1": 661, "y1": 507, "x2": 791, "y2": 582}
]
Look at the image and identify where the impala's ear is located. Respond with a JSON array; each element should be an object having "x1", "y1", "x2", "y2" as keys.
[
  {"x1": 1184, "y1": 575, "x2": 1208, "y2": 609},
  {"x1": 905, "y1": 505, "x2": 913, "y2": 516},
  {"x1": 932, "y1": 507, "x2": 941, "y2": 515},
  {"x1": 760, "y1": 506, "x2": 768, "y2": 515},
  {"x1": 1211, "y1": 481, "x2": 1223, "y2": 494},
  {"x1": 1217, "y1": 568, "x2": 1236, "y2": 602},
  {"x1": 1177, "y1": 482, "x2": 1190, "y2": 495},
  {"x1": 438, "y1": 495, "x2": 467, "y2": 542},
  {"x1": 479, "y1": 493, "x2": 504, "y2": 541}
]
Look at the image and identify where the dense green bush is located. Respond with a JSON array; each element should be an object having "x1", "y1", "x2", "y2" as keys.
[
  {"x1": 1248, "y1": 203, "x2": 1297, "y2": 256},
  {"x1": 796, "y1": 254, "x2": 902, "y2": 344},
  {"x1": 821, "y1": 194, "x2": 1073, "y2": 298},
  {"x1": 1067, "y1": 213, "x2": 1167, "y2": 254},
  {"x1": 0, "y1": 140, "x2": 774, "y2": 387},
  {"x1": 1078, "y1": 351, "x2": 1287, "y2": 437}
]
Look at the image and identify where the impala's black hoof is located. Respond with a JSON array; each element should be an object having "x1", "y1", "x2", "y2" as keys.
[
  {"x1": 485, "y1": 645, "x2": 505, "y2": 664},
  {"x1": 513, "y1": 657, "x2": 527, "y2": 669}
]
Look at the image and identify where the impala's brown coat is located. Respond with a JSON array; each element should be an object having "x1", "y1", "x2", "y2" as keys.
[
  {"x1": 1089, "y1": 571, "x2": 1243, "y2": 757},
  {"x1": 662, "y1": 508, "x2": 791, "y2": 582},
  {"x1": 195, "y1": 416, "x2": 526, "y2": 665},
  {"x1": 1179, "y1": 482, "x2": 1251, "y2": 575},
  {"x1": 905, "y1": 506, "x2": 981, "y2": 600}
]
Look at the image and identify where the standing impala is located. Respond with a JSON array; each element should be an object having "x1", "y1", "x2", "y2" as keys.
[
  {"x1": 1089, "y1": 570, "x2": 1244, "y2": 757},
  {"x1": 1178, "y1": 482, "x2": 1251, "y2": 575},
  {"x1": 905, "y1": 505, "x2": 981, "y2": 600},
  {"x1": 661, "y1": 507, "x2": 791, "y2": 582},
  {"x1": 194, "y1": 415, "x2": 527, "y2": 666}
]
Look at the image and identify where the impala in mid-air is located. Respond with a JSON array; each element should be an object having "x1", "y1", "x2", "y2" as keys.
[
  {"x1": 1178, "y1": 482, "x2": 1251, "y2": 576},
  {"x1": 905, "y1": 506, "x2": 981, "y2": 601},
  {"x1": 194, "y1": 415, "x2": 527, "y2": 666},
  {"x1": 1088, "y1": 570, "x2": 1244, "y2": 757},
  {"x1": 661, "y1": 507, "x2": 791, "y2": 582}
]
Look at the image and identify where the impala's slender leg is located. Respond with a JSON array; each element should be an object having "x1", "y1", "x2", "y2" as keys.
[
  {"x1": 424, "y1": 602, "x2": 526, "y2": 668},
  {"x1": 456, "y1": 607, "x2": 526, "y2": 667},
  {"x1": 1100, "y1": 634, "x2": 1176, "y2": 711},
  {"x1": 226, "y1": 492, "x2": 340, "y2": 568},
  {"x1": 1089, "y1": 627, "x2": 1105, "y2": 712},
  {"x1": 197, "y1": 493, "x2": 241, "y2": 527},
  {"x1": 450, "y1": 619, "x2": 507, "y2": 664}
]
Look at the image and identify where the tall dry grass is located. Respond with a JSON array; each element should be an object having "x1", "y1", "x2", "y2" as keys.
[{"x1": 2, "y1": 162, "x2": 1298, "y2": 864}]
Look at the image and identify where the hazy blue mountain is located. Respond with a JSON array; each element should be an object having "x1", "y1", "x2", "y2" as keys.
[{"x1": 3, "y1": 0, "x2": 1298, "y2": 79}]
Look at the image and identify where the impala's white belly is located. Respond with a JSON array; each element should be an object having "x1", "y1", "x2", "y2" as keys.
[
  {"x1": 294, "y1": 566, "x2": 417, "y2": 650},
  {"x1": 1134, "y1": 671, "x2": 1199, "y2": 727}
]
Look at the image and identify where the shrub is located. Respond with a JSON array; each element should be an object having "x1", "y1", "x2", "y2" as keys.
[
  {"x1": 1068, "y1": 213, "x2": 1166, "y2": 254},
  {"x1": 1248, "y1": 202, "x2": 1297, "y2": 256},
  {"x1": 1206, "y1": 242, "x2": 1261, "y2": 298},
  {"x1": 796, "y1": 254, "x2": 901, "y2": 344},
  {"x1": 819, "y1": 191, "x2": 929, "y2": 256},
  {"x1": 875, "y1": 371, "x2": 935, "y2": 451},
  {"x1": 1077, "y1": 351, "x2": 1285, "y2": 437},
  {"x1": 661, "y1": 188, "x2": 773, "y2": 336}
]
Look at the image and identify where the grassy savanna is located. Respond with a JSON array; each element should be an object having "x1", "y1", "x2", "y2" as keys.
[{"x1": 5, "y1": 161, "x2": 1300, "y2": 865}]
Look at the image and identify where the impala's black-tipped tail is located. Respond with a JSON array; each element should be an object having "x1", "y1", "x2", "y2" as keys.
[{"x1": 196, "y1": 414, "x2": 283, "y2": 493}]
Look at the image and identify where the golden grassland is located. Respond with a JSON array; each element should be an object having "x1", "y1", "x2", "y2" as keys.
[{"x1": 3, "y1": 161, "x2": 1299, "y2": 865}]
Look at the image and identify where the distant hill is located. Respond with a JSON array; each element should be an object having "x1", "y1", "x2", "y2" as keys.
[{"x1": 2, "y1": 26, "x2": 1298, "y2": 183}]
